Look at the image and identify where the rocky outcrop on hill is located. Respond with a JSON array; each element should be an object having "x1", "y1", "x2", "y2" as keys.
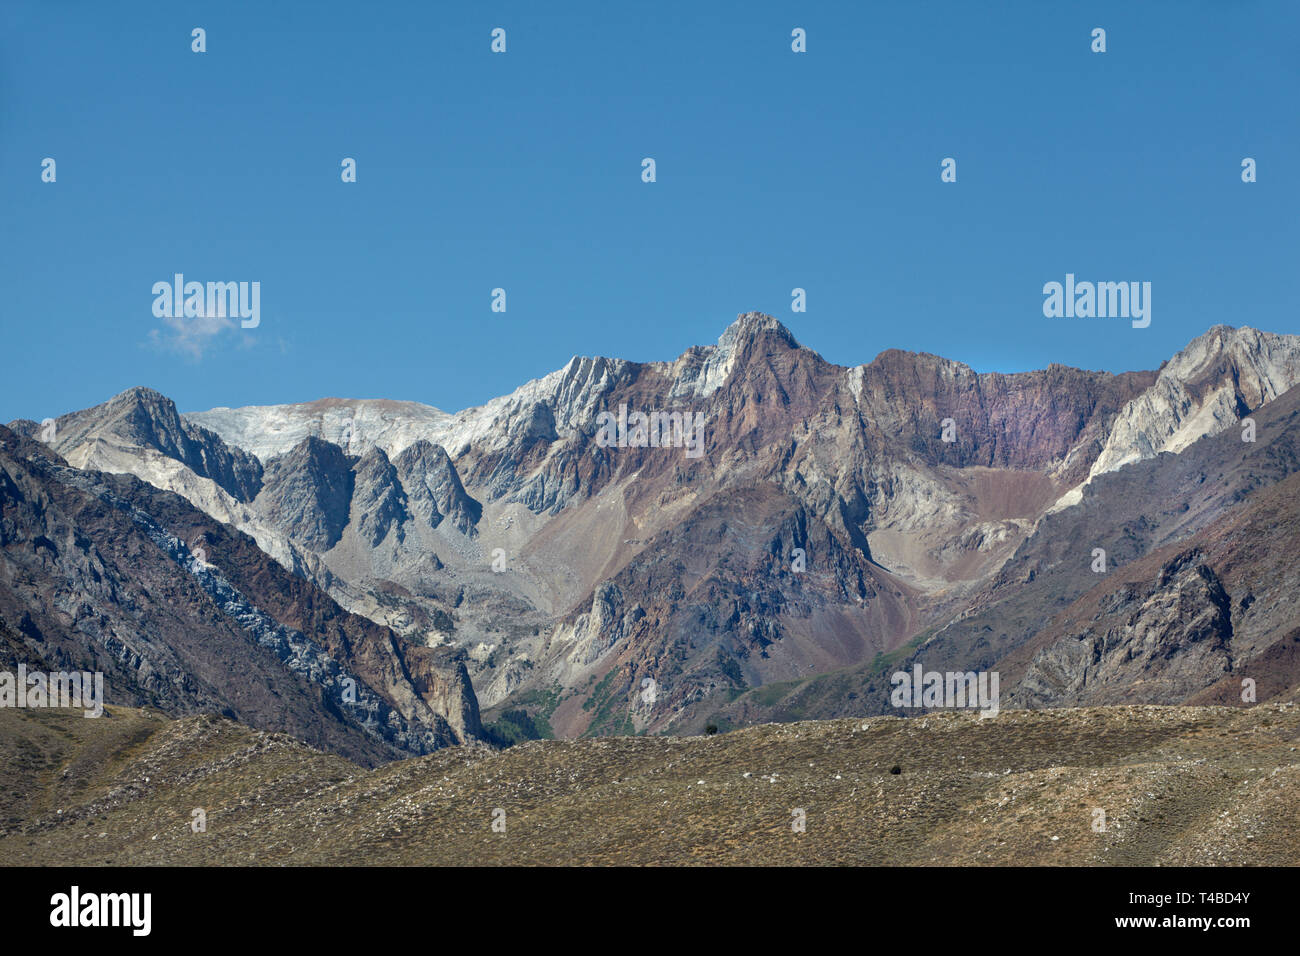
[
  {"x1": 350, "y1": 448, "x2": 409, "y2": 547},
  {"x1": 257, "y1": 437, "x2": 356, "y2": 550},
  {"x1": 392, "y1": 440, "x2": 481, "y2": 534},
  {"x1": 1013, "y1": 550, "x2": 1235, "y2": 707}
]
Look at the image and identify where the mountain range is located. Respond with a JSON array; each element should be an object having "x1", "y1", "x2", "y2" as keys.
[{"x1": 6, "y1": 314, "x2": 1300, "y2": 756}]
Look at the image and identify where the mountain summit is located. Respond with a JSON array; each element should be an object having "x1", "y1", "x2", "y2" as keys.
[{"x1": 10, "y1": 316, "x2": 1300, "y2": 742}]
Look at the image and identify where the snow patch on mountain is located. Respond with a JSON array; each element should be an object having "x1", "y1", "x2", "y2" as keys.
[
  {"x1": 187, "y1": 357, "x2": 629, "y2": 463},
  {"x1": 187, "y1": 398, "x2": 453, "y2": 463}
]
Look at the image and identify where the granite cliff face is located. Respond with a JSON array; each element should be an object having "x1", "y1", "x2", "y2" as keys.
[{"x1": 12, "y1": 315, "x2": 1300, "y2": 741}]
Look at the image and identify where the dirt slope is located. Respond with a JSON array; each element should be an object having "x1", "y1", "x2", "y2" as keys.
[{"x1": 3, "y1": 702, "x2": 1297, "y2": 866}]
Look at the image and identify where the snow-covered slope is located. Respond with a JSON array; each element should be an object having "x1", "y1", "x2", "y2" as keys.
[
  {"x1": 186, "y1": 397, "x2": 454, "y2": 462},
  {"x1": 186, "y1": 357, "x2": 632, "y2": 462}
]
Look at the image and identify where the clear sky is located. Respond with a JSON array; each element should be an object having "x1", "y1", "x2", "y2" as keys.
[{"x1": 2, "y1": 0, "x2": 1297, "y2": 422}]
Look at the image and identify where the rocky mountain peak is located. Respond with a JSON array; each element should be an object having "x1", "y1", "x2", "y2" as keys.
[
  {"x1": 14, "y1": 317, "x2": 1300, "y2": 747},
  {"x1": 670, "y1": 313, "x2": 804, "y2": 399},
  {"x1": 257, "y1": 436, "x2": 356, "y2": 550},
  {"x1": 1162, "y1": 325, "x2": 1299, "y2": 397},
  {"x1": 280, "y1": 435, "x2": 349, "y2": 470},
  {"x1": 1087, "y1": 324, "x2": 1300, "y2": 480},
  {"x1": 8, "y1": 384, "x2": 264, "y2": 504},
  {"x1": 96, "y1": 385, "x2": 187, "y2": 435},
  {"x1": 392, "y1": 439, "x2": 481, "y2": 535},
  {"x1": 110, "y1": 384, "x2": 170, "y2": 406},
  {"x1": 720, "y1": 312, "x2": 801, "y2": 352},
  {"x1": 350, "y1": 446, "x2": 409, "y2": 547}
]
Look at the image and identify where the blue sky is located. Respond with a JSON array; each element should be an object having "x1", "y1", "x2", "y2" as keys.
[{"x1": 3, "y1": 1, "x2": 1297, "y2": 422}]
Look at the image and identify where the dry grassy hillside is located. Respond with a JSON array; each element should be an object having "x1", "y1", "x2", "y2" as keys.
[{"x1": 3, "y1": 702, "x2": 1298, "y2": 866}]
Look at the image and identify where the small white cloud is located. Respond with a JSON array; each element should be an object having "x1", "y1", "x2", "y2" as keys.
[{"x1": 148, "y1": 312, "x2": 238, "y2": 360}]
